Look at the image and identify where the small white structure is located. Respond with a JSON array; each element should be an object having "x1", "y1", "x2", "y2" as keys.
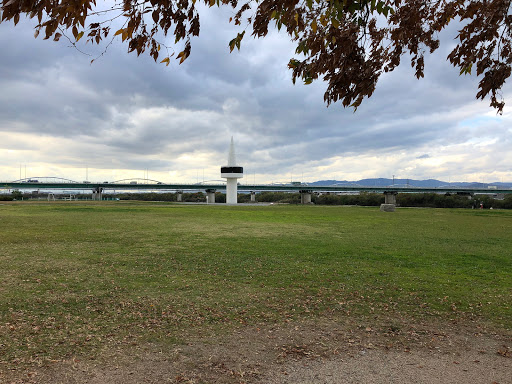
[{"x1": 221, "y1": 137, "x2": 243, "y2": 204}]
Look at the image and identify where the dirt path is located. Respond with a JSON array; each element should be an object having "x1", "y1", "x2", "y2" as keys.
[
  {"x1": 3, "y1": 319, "x2": 511, "y2": 384},
  {"x1": 263, "y1": 348, "x2": 511, "y2": 384}
]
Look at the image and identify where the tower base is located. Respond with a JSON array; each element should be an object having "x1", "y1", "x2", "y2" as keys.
[{"x1": 226, "y1": 178, "x2": 239, "y2": 204}]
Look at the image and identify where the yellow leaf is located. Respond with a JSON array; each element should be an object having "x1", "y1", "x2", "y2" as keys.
[
  {"x1": 311, "y1": 19, "x2": 317, "y2": 33},
  {"x1": 294, "y1": 13, "x2": 299, "y2": 25},
  {"x1": 114, "y1": 28, "x2": 124, "y2": 37},
  {"x1": 76, "y1": 31, "x2": 84, "y2": 42},
  {"x1": 320, "y1": 14, "x2": 328, "y2": 27},
  {"x1": 160, "y1": 57, "x2": 170, "y2": 66}
]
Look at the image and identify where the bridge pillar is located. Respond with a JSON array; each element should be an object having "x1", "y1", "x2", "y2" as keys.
[
  {"x1": 92, "y1": 187, "x2": 103, "y2": 201},
  {"x1": 380, "y1": 191, "x2": 397, "y2": 212},
  {"x1": 205, "y1": 189, "x2": 216, "y2": 204},
  {"x1": 250, "y1": 191, "x2": 256, "y2": 203},
  {"x1": 300, "y1": 190, "x2": 313, "y2": 204},
  {"x1": 384, "y1": 191, "x2": 397, "y2": 205},
  {"x1": 176, "y1": 190, "x2": 183, "y2": 202}
]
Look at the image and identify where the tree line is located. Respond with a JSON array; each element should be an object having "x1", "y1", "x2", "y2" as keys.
[{"x1": 4, "y1": 190, "x2": 512, "y2": 209}]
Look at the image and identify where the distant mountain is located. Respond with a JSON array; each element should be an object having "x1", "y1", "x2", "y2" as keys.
[{"x1": 309, "y1": 179, "x2": 512, "y2": 188}]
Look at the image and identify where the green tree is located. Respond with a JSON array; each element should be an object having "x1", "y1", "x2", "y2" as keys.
[
  {"x1": 1, "y1": 0, "x2": 511, "y2": 112},
  {"x1": 11, "y1": 190, "x2": 23, "y2": 200}
]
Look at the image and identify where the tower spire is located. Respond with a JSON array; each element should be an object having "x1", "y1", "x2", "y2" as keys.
[{"x1": 228, "y1": 136, "x2": 237, "y2": 166}]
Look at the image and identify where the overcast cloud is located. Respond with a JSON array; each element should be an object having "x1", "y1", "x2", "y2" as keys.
[{"x1": 1, "y1": 7, "x2": 511, "y2": 184}]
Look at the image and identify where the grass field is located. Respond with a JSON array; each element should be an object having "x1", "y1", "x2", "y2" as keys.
[{"x1": 0, "y1": 201, "x2": 511, "y2": 369}]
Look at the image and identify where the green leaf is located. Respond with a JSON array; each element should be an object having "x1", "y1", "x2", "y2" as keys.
[{"x1": 459, "y1": 63, "x2": 472, "y2": 75}]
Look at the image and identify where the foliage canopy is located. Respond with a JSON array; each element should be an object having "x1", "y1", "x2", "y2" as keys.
[{"x1": 2, "y1": 0, "x2": 512, "y2": 112}]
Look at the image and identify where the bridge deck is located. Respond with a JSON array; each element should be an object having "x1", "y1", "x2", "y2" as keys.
[{"x1": 1, "y1": 182, "x2": 511, "y2": 194}]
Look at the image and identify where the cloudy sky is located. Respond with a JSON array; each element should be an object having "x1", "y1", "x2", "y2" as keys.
[{"x1": 1, "y1": 5, "x2": 511, "y2": 185}]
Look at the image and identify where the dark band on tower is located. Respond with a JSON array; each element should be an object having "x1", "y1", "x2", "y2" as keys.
[{"x1": 221, "y1": 166, "x2": 243, "y2": 174}]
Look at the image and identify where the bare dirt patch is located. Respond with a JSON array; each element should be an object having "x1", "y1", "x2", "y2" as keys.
[{"x1": 3, "y1": 317, "x2": 511, "y2": 384}]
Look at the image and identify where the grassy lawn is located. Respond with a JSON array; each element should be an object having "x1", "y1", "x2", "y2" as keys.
[{"x1": 0, "y1": 201, "x2": 511, "y2": 368}]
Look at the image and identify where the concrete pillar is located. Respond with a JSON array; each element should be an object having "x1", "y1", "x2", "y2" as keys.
[
  {"x1": 384, "y1": 191, "x2": 397, "y2": 204},
  {"x1": 250, "y1": 191, "x2": 256, "y2": 203},
  {"x1": 205, "y1": 189, "x2": 216, "y2": 204},
  {"x1": 225, "y1": 179, "x2": 238, "y2": 204},
  {"x1": 176, "y1": 190, "x2": 183, "y2": 202},
  {"x1": 93, "y1": 187, "x2": 103, "y2": 201},
  {"x1": 300, "y1": 190, "x2": 313, "y2": 204},
  {"x1": 381, "y1": 191, "x2": 397, "y2": 212}
]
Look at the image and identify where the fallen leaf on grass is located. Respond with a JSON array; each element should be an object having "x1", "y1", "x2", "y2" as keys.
[{"x1": 496, "y1": 345, "x2": 511, "y2": 358}]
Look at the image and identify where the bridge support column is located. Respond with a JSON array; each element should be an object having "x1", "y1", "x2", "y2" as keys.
[
  {"x1": 92, "y1": 187, "x2": 103, "y2": 201},
  {"x1": 250, "y1": 191, "x2": 256, "y2": 203},
  {"x1": 176, "y1": 190, "x2": 183, "y2": 202},
  {"x1": 205, "y1": 189, "x2": 216, "y2": 204},
  {"x1": 380, "y1": 191, "x2": 397, "y2": 212},
  {"x1": 300, "y1": 190, "x2": 313, "y2": 204}
]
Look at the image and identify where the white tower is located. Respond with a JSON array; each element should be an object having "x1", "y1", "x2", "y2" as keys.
[{"x1": 221, "y1": 137, "x2": 243, "y2": 204}]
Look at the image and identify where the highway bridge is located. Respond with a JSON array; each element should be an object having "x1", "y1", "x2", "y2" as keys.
[{"x1": 2, "y1": 177, "x2": 511, "y2": 195}]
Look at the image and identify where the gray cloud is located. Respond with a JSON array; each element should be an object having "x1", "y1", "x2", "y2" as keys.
[{"x1": 1, "y1": 10, "x2": 511, "y2": 182}]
